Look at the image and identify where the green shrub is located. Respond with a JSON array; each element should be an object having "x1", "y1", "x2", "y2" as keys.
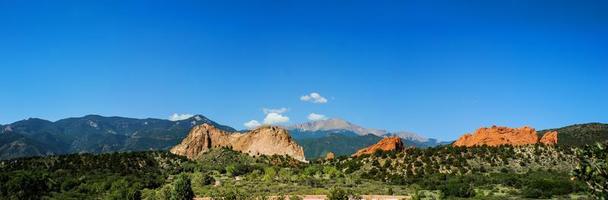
[
  {"x1": 210, "y1": 187, "x2": 249, "y2": 200},
  {"x1": 170, "y1": 174, "x2": 194, "y2": 200},
  {"x1": 327, "y1": 187, "x2": 360, "y2": 200},
  {"x1": 327, "y1": 187, "x2": 349, "y2": 200},
  {"x1": 521, "y1": 174, "x2": 580, "y2": 198},
  {"x1": 226, "y1": 163, "x2": 259, "y2": 177},
  {"x1": 193, "y1": 172, "x2": 215, "y2": 187},
  {"x1": 442, "y1": 180, "x2": 475, "y2": 198}
]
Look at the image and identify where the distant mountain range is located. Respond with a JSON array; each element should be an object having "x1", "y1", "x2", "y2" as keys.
[
  {"x1": 1, "y1": 114, "x2": 606, "y2": 160},
  {"x1": 289, "y1": 119, "x2": 389, "y2": 136},
  {"x1": 0, "y1": 114, "x2": 234, "y2": 160},
  {"x1": 287, "y1": 118, "x2": 449, "y2": 158}
]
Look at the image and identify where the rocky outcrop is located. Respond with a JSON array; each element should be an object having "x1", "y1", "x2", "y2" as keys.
[
  {"x1": 170, "y1": 124, "x2": 306, "y2": 162},
  {"x1": 352, "y1": 136, "x2": 404, "y2": 157},
  {"x1": 539, "y1": 131, "x2": 558, "y2": 145},
  {"x1": 325, "y1": 152, "x2": 335, "y2": 160},
  {"x1": 453, "y1": 125, "x2": 558, "y2": 147}
]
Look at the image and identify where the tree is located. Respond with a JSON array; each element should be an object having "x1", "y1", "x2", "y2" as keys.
[
  {"x1": 104, "y1": 179, "x2": 141, "y2": 200},
  {"x1": 573, "y1": 143, "x2": 608, "y2": 199},
  {"x1": 3, "y1": 171, "x2": 49, "y2": 200},
  {"x1": 170, "y1": 174, "x2": 194, "y2": 200}
]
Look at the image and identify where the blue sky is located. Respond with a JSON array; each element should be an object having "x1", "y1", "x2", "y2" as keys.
[{"x1": 1, "y1": 0, "x2": 607, "y2": 141}]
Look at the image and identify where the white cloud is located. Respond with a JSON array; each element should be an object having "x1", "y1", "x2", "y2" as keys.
[
  {"x1": 263, "y1": 107, "x2": 288, "y2": 114},
  {"x1": 169, "y1": 113, "x2": 194, "y2": 121},
  {"x1": 263, "y1": 112, "x2": 289, "y2": 124},
  {"x1": 300, "y1": 92, "x2": 328, "y2": 104},
  {"x1": 307, "y1": 113, "x2": 328, "y2": 121},
  {"x1": 245, "y1": 107, "x2": 290, "y2": 128},
  {"x1": 243, "y1": 120, "x2": 261, "y2": 129}
]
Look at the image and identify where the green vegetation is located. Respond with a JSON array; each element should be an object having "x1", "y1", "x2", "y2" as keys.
[
  {"x1": 170, "y1": 173, "x2": 194, "y2": 200},
  {"x1": 294, "y1": 132, "x2": 382, "y2": 158},
  {"x1": 0, "y1": 151, "x2": 187, "y2": 200},
  {"x1": 0, "y1": 145, "x2": 598, "y2": 199},
  {"x1": 573, "y1": 142, "x2": 608, "y2": 199},
  {"x1": 327, "y1": 187, "x2": 360, "y2": 200}
]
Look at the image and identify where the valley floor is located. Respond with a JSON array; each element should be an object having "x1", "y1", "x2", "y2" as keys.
[
  {"x1": 1, "y1": 144, "x2": 605, "y2": 200},
  {"x1": 196, "y1": 195, "x2": 410, "y2": 200}
]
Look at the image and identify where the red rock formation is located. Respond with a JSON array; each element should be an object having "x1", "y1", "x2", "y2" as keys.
[
  {"x1": 170, "y1": 124, "x2": 306, "y2": 162},
  {"x1": 453, "y1": 125, "x2": 558, "y2": 147},
  {"x1": 539, "y1": 131, "x2": 558, "y2": 145},
  {"x1": 352, "y1": 137, "x2": 404, "y2": 157},
  {"x1": 325, "y1": 152, "x2": 335, "y2": 160}
]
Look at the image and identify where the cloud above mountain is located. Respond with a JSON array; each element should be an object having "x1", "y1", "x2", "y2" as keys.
[
  {"x1": 243, "y1": 120, "x2": 261, "y2": 129},
  {"x1": 244, "y1": 107, "x2": 290, "y2": 129},
  {"x1": 169, "y1": 113, "x2": 193, "y2": 121},
  {"x1": 307, "y1": 113, "x2": 327, "y2": 121},
  {"x1": 264, "y1": 112, "x2": 289, "y2": 124},
  {"x1": 300, "y1": 92, "x2": 328, "y2": 104}
]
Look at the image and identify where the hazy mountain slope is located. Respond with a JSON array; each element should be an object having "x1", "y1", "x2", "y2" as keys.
[
  {"x1": 288, "y1": 119, "x2": 445, "y2": 158},
  {"x1": 294, "y1": 133, "x2": 383, "y2": 159},
  {"x1": 0, "y1": 132, "x2": 65, "y2": 160},
  {"x1": 289, "y1": 119, "x2": 388, "y2": 136},
  {"x1": 289, "y1": 129, "x2": 361, "y2": 139},
  {"x1": 538, "y1": 123, "x2": 608, "y2": 146},
  {"x1": 288, "y1": 119, "x2": 441, "y2": 144}
]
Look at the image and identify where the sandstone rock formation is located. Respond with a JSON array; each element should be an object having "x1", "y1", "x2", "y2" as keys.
[
  {"x1": 539, "y1": 131, "x2": 558, "y2": 145},
  {"x1": 325, "y1": 152, "x2": 335, "y2": 160},
  {"x1": 453, "y1": 125, "x2": 558, "y2": 147},
  {"x1": 352, "y1": 136, "x2": 404, "y2": 157},
  {"x1": 170, "y1": 124, "x2": 306, "y2": 162}
]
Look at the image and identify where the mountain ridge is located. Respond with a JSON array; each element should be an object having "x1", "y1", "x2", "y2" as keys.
[
  {"x1": 287, "y1": 118, "x2": 436, "y2": 143},
  {"x1": 0, "y1": 114, "x2": 235, "y2": 160},
  {"x1": 286, "y1": 118, "x2": 445, "y2": 158}
]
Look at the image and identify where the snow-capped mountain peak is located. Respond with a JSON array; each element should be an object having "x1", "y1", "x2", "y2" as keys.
[{"x1": 288, "y1": 118, "x2": 388, "y2": 136}]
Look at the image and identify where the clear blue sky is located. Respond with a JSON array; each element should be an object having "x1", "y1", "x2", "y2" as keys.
[{"x1": 1, "y1": 0, "x2": 606, "y2": 141}]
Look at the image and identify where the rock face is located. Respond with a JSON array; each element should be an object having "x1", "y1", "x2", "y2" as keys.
[
  {"x1": 453, "y1": 126, "x2": 558, "y2": 147},
  {"x1": 170, "y1": 124, "x2": 306, "y2": 162},
  {"x1": 539, "y1": 131, "x2": 558, "y2": 145},
  {"x1": 352, "y1": 136, "x2": 404, "y2": 157}
]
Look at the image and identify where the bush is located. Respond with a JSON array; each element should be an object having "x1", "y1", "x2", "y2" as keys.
[
  {"x1": 327, "y1": 187, "x2": 360, "y2": 200},
  {"x1": 170, "y1": 174, "x2": 194, "y2": 200},
  {"x1": 442, "y1": 180, "x2": 475, "y2": 198},
  {"x1": 327, "y1": 187, "x2": 349, "y2": 200},
  {"x1": 210, "y1": 187, "x2": 249, "y2": 200},
  {"x1": 323, "y1": 166, "x2": 339, "y2": 178},
  {"x1": 226, "y1": 163, "x2": 259, "y2": 177},
  {"x1": 263, "y1": 167, "x2": 277, "y2": 182},
  {"x1": 521, "y1": 174, "x2": 579, "y2": 198}
]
